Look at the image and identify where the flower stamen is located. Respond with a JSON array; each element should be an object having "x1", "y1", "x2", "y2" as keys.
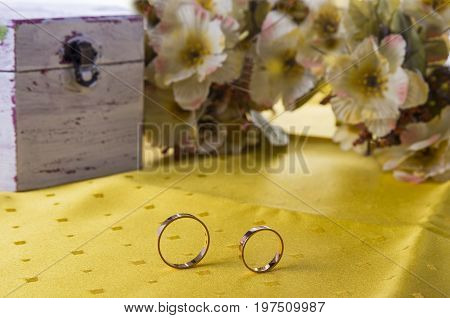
[
  {"x1": 314, "y1": 5, "x2": 341, "y2": 37},
  {"x1": 274, "y1": 0, "x2": 310, "y2": 24},
  {"x1": 180, "y1": 35, "x2": 211, "y2": 67},
  {"x1": 362, "y1": 71, "x2": 388, "y2": 97},
  {"x1": 196, "y1": 0, "x2": 214, "y2": 12},
  {"x1": 265, "y1": 50, "x2": 303, "y2": 76}
]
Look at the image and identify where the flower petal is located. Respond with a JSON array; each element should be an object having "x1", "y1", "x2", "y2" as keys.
[
  {"x1": 249, "y1": 66, "x2": 280, "y2": 107},
  {"x1": 365, "y1": 118, "x2": 397, "y2": 137},
  {"x1": 375, "y1": 146, "x2": 412, "y2": 171},
  {"x1": 331, "y1": 97, "x2": 357, "y2": 123},
  {"x1": 155, "y1": 54, "x2": 196, "y2": 86},
  {"x1": 220, "y1": 15, "x2": 240, "y2": 48},
  {"x1": 259, "y1": 11, "x2": 297, "y2": 49},
  {"x1": 379, "y1": 34, "x2": 406, "y2": 72},
  {"x1": 409, "y1": 134, "x2": 442, "y2": 151},
  {"x1": 353, "y1": 36, "x2": 378, "y2": 61},
  {"x1": 197, "y1": 53, "x2": 227, "y2": 82},
  {"x1": 155, "y1": 28, "x2": 197, "y2": 85},
  {"x1": 211, "y1": 0, "x2": 233, "y2": 16},
  {"x1": 209, "y1": 49, "x2": 245, "y2": 84},
  {"x1": 393, "y1": 171, "x2": 427, "y2": 184},
  {"x1": 333, "y1": 125, "x2": 366, "y2": 154},
  {"x1": 401, "y1": 70, "x2": 429, "y2": 109},
  {"x1": 205, "y1": 19, "x2": 226, "y2": 54},
  {"x1": 385, "y1": 68, "x2": 409, "y2": 106},
  {"x1": 304, "y1": 0, "x2": 328, "y2": 11},
  {"x1": 401, "y1": 107, "x2": 450, "y2": 149},
  {"x1": 331, "y1": 96, "x2": 364, "y2": 124},
  {"x1": 177, "y1": 3, "x2": 208, "y2": 29},
  {"x1": 401, "y1": 121, "x2": 434, "y2": 147},
  {"x1": 327, "y1": 55, "x2": 355, "y2": 96},
  {"x1": 365, "y1": 96, "x2": 400, "y2": 120},
  {"x1": 173, "y1": 77, "x2": 211, "y2": 110}
]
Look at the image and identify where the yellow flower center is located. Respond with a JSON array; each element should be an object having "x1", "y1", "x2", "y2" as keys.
[
  {"x1": 323, "y1": 38, "x2": 339, "y2": 50},
  {"x1": 274, "y1": 0, "x2": 310, "y2": 24},
  {"x1": 266, "y1": 59, "x2": 284, "y2": 75},
  {"x1": 361, "y1": 70, "x2": 387, "y2": 97},
  {"x1": 180, "y1": 35, "x2": 211, "y2": 67},
  {"x1": 196, "y1": 0, "x2": 214, "y2": 11},
  {"x1": 422, "y1": 0, "x2": 449, "y2": 12},
  {"x1": 265, "y1": 50, "x2": 303, "y2": 77},
  {"x1": 314, "y1": 4, "x2": 341, "y2": 37}
]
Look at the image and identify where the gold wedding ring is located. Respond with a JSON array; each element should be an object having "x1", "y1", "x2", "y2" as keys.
[
  {"x1": 157, "y1": 213, "x2": 210, "y2": 269},
  {"x1": 239, "y1": 226, "x2": 284, "y2": 273}
]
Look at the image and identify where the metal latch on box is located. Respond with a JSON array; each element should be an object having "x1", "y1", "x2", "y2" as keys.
[{"x1": 63, "y1": 36, "x2": 100, "y2": 88}]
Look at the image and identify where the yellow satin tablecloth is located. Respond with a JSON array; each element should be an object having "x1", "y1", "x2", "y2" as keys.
[{"x1": 1, "y1": 135, "x2": 449, "y2": 298}]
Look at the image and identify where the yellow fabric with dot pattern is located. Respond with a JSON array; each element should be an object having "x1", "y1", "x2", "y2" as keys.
[{"x1": 1, "y1": 136, "x2": 449, "y2": 298}]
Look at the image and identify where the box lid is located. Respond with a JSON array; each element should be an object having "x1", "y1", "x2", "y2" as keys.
[
  {"x1": 0, "y1": 0, "x2": 143, "y2": 72},
  {"x1": 0, "y1": 0, "x2": 134, "y2": 22}
]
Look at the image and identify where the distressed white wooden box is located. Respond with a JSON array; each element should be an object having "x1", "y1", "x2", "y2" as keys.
[{"x1": 0, "y1": 2, "x2": 144, "y2": 191}]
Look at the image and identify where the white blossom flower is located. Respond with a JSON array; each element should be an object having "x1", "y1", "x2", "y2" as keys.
[
  {"x1": 295, "y1": 0, "x2": 346, "y2": 74},
  {"x1": 310, "y1": 1, "x2": 346, "y2": 54},
  {"x1": 249, "y1": 11, "x2": 315, "y2": 108},
  {"x1": 150, "y1": 0, "x2": 243, "y2": 28},
  {"x1": 148, "y1": 0, "x2": 238, "y2": 51},
  {"x1": 153, "y1": 5, "x2": 228, "y2": 110},
  {"x1": 150, "y1": 2, "x2": 245, "y2": 111},
  {"x1": 375, "y1": 107, "x2": 450, "y2": 183},
  {"x1": 147, "y1": 0, "x2": 195, "y2": 53},
  {"x1": 327, "y1": 35, "x2": 430, "y2": 137}
]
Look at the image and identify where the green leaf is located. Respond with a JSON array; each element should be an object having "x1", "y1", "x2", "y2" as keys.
[
  {"x1": 250, "y1": 110, "x2": 289, "y2": 146},
  {"x1": 0, "y1": 25, "x2": 8, "y2": 41},
  {"x1": 404, "y1": 30, "x2": 426, "y2": 74}
]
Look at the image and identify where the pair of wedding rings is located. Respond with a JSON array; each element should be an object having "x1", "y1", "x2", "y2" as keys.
[{"x1": 157, "y1": 213, "x2": 284, "y2": 273}]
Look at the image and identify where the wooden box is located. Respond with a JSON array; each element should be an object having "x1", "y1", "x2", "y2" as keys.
[{"x1": 0, "y1": 2, "x2": 144, "y2": 191}]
